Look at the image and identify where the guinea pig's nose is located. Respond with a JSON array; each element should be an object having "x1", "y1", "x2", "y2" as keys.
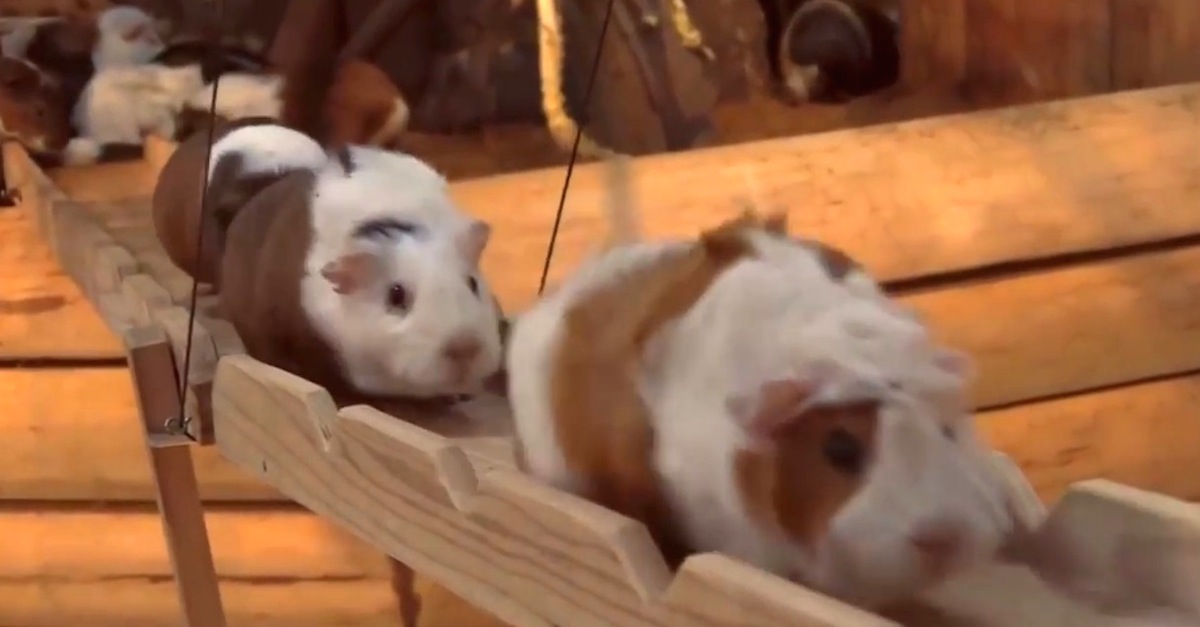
[
  {"x1": 909, "y1": 519, "x2": 965, "y2": 577},
  {"x1": 442, "y1": 334, "x2": 482, "y2": 366}
]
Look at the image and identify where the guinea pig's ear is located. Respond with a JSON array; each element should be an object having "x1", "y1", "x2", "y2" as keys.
[
  {"x1": 320, "y1": 249, "x2": 379, "y2": 295},
  {"x1": 727, "y1": 360, "x2": 871, "y2": 445},
  {"x1": 761, "y1": 211, "x2": 788, "y2": 235},
  {"x1": 457, "y1": 220, "x2": 491, "y2": 265}
]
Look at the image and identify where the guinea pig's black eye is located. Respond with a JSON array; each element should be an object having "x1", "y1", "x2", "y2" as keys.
[
  {"x1": 386, "y1": 283, "x2": 409, "y2": 312},
  {"x1": 941, "y1": 424, "x2": 956, "y2": 441},
  {"x1": 823, "y1": 427, "x2": 866, "y2": 476},
  {"x1": 466, "y1": 276, "x2": 479, "y2": 296}
]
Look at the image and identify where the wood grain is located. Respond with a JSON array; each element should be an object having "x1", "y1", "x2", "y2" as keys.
[
  {"x1": 0, "y1": 509, "x2": 390, "y2": 580},
  {"x1": 1111, "y1": 0, "x2": 1200, "y2": 90},
  {"x1": 0, "y1": 367, "x2": 282, "y2": 501},
  {"x1": 899, "y1": 0, "x2": 967, "y2": 89},
  {"x1": 48, "y1": 160, "x2": 158, "y2": 202},
  {"x1": 0, "y1": 199, "x2": 121, "y2": 360},
  {"x1": 907, "y1": 244, "x2": 1200, "y2": 408},
  {"x1": 978, "y1": 372, "x2": 1200, "y2": 504},
  {"x1": 449, "y1": 84, "x2": 1200, "y2": 311},
  {"x1": 0, "y1": 579, "x2": 507, "y2": 627}
]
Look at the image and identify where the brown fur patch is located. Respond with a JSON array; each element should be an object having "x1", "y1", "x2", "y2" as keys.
[
  {"x1": 324, "y1": 59, "x2": 405, "y2": 148},
  {"x1": 217, "y1": 169, "x2": 360, "y2": 399},
  {"x1": 735, "y1": 401, "x2": 879, "y2": 547},
  {"x1": 0, "y1": 57, "x2": 71, "y2": 151},
  {"x1": 151, "y1": 116, "x2": 282, "y2": 286},
  {"x1": 797, "y1": 238, "x2": 861, "y2": 281},
  {"x1": 548, "y1": 216, "x2": 764, "y2": 568}
]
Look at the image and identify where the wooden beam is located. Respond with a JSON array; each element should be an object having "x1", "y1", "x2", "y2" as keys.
[
  {"x1": 446, "y1": 84, "x2": 1200, "y2": 311},
  {"x1": 978, "y1": 372, "x2": 1200, "y2": 504}
]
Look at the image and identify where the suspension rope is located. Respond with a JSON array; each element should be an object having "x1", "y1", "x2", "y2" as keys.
[
  {"x1": 171, "y1": 0, "x2": 224, "y2": 439},
  {"x1": 536, "y1": 0, "x2": 619, "y2": 296}
]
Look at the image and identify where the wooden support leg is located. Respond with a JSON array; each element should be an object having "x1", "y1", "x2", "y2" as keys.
[
  {"x1": 125, "y1": 325, "x2": 228, "y2": 627},
  {"x1": 389, "y1": 557, "x2": 423, "y2": 627}
]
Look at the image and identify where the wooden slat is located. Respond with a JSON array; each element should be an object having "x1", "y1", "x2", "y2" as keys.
[
  {"x1": 0, "y1": 509, "x2": 389, "y2": 579},
  {"x1": 979, "y1": 372, "x2": 1200, "y2": 504},
  {"x1": 1112, "y1": 0, "x2": 1200, "y2": 90},
  {"x1": 48, "y1": 161, "x2": 157, "y2": 203},
  {"x1": 447, "y1": 84, "x2": 1200, "y2": 311},
  {"x1": 0, "y1": 367, "x2": 283, "y2": 501},
  {"x1": 0, "y1": 198, "x2": 121, "y2": 360},
  {"x1": 907, "y1": 244, "x2": 1200, "y2": 407},
  {"x1": 0, "y1": 580, "x2": 506, "y2": 627}
]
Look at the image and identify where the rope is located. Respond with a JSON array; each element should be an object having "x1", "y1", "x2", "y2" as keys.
[
  {"x1": 535, "y1": 0, "x2": 619, "y2": 295},
  {"x1": 534, "y1": 0, "x2": 709, "y2": 158},
  {"x1": 171, "y1": 0, "x2": 225, "y2": 439}
]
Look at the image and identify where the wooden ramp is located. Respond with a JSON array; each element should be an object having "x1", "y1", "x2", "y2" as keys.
[{"x1": 5, "y1": 83, "x2": 1200, "y2": 626}]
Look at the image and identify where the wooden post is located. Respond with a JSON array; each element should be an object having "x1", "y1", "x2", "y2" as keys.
[{"x1": 125, "y1": 325, "x2": 227, "y2": 627}]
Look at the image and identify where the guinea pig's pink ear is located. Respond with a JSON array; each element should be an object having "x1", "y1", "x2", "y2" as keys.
[
  {"x1": 726, "y1": 361, "x2": 851, "y2": 445},
  {"x1": 457, "y1": 220, "x2": 491, "y2": 265},
  {"x1": 320, "y1": 251, "x2": 378, "y2": 295}
]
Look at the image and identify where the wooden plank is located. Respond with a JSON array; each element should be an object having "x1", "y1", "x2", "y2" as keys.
[
  {"x1": 446, "y1": 84, "x2": 1200, "y2": 311},
  {"x1": 907, "y1": 244, "x2": 1200, "y2": 408},
  {"x1": 48, "y1": 161, "x2": 158, "y2": 203},
  {"x1": 0, "y1": 198, "x2": 122, "y2": 360},
  {"x1": 0, "y1": 367, "x2": 284, "y2": 501},
  {"x1": 0, "y1": 509, "x2": 390, "y2": 580},
  {"x1": 0, "y1": 580, "x2": 507, "y2": 627},
  {"x1": 979, "y1": 372, "x2": 1200, "y2": 504},
  {"x1": 1111, "y1": 0, "x2": 1200, "y2": 90}
]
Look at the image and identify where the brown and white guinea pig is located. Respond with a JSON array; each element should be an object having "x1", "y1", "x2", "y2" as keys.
[
  {"x1": 0, "y1": 56, "x2": 72, "y2": 154},
  {"x1": 506, "y1": 211, "x2": 1021, "y2": 609},
  {"x1": 152, "y1": 117, "x2": 326, "y2": 286},
  {"x1": 218, "y1": 144, "x2": 503, "y2": 400},
  {"x1": 776, "y1": 0, "x2": 900, "y2": 104}
]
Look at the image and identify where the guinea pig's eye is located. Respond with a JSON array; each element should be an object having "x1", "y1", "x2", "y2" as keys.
[
  {"x1": 940, "y1": 424, "x2": 956, "y2": 441},
  {"x1": 822, "y1": 427, "x2": 866, "y2": 476},
  {"x1": 386, "y1": 283, "x2": 409, "y2": 312},
  {"x1": 466, "y1": 275, "x2": 479, "y2": 296}
]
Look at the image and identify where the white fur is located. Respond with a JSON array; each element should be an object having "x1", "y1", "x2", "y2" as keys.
[
  {"x1": 92, "y1": 6, "x2": 164, "y2": 69},
  {"x1": 507, "y1": 228, "x2": 1016, "y2": 608},
  {"x1": 299, "y1": 146, "x2": 503, "y2": 398},
  {"x1": 63, "y1": 136, "x2": 101, "y2": 165},
  {"x1": 187, "y1": 73, "x2": 284, "y2": 121},
  {"x1": 207, "y1": 124, "x2": 326, "y2": 186},
  {"x1": 72, "y1": 63, "x2": 204, "y2": 144}
]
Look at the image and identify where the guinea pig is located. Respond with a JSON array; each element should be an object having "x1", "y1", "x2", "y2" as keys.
[
  {"x1": 322, "y1": 59, "x2": 410, "y2": 149},
  {"x1": 776, "y1": 0, "x2": 900, "y2": 104},
  {"x1": 219, "y1": 145, "x2": 504, "y2": 401},
  {"x1": 152, "y1": 117, "x2": 326, "y2": 286},
  {"x1": 506, "y1": 211, "x2": 1021, "y2": 609},
  {"x1": 0, "y1": 56, "x2": 72, "y2": 154},
  {"x1": 92, "y1": 6, "x2": 165, "y2": 70}
]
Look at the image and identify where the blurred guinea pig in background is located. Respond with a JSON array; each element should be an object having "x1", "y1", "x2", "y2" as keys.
[{"x1": 0, "y1": 56, "x2": 73, "y2": 155}]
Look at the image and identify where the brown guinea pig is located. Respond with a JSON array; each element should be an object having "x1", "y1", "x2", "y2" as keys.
[
  {"x1": 323, "y1": 58, "x2": 410, "y2": 149},
  {"x1": 151, "y1": 118, "x2": 326, "y2": 286},
  {"x1": 776, "y1": 0, "x2": 900, "y2": 103},
  {"x1": 0, "y1": 56, "x2": 72, "y2": 153}
]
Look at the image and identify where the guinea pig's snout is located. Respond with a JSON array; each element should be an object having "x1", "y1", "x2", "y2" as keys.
[
  {"x1": 909, "y1": 518, "x2": 966, "y2": 579},
  {"x1": 442, "y1": 333, "x2": 483, "y2": 378}
]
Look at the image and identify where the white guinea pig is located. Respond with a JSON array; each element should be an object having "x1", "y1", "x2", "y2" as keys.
[
  {"x1": 220, "y1": 145, "x2": 504, "y2": 401},
  {"x1": 506, "y1": 212, "x2": 1020, "y2": 609}
]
